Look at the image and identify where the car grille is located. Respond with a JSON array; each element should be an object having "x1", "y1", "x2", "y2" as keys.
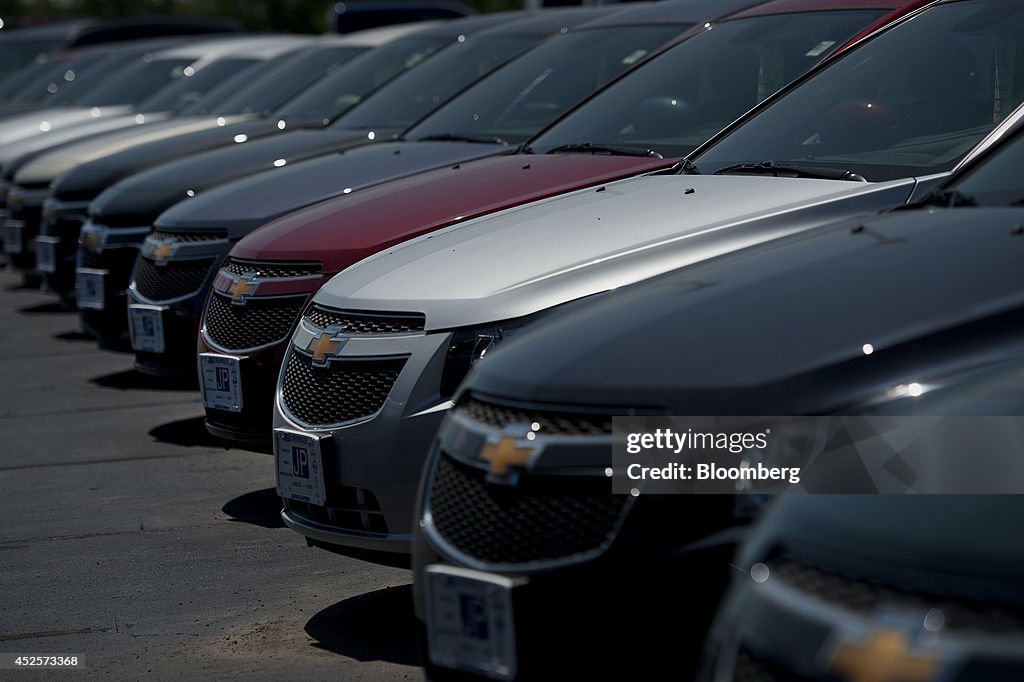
[
  {"x1": 283, "y1": 487, "x2": 388, "y2": 535},
  {"x1": 770, "y1": 555, "x2": 1024, "y2": 634},
  {"x1": 222, "y1": 258, "x2": 321, "y2": 279},
  {"x1": 457, "y1": 396, "x2": 614, "y2": 436},
  {"x1": 133, "y1": 257, "x2": 216, "y2": 302},
  {"x1": 304, "y1": 305, "x2": 425, "y2": 335},
  {"x1": 428, "y1": 453, "x2": 628, "y2": 566},
  {"x1": 204, "y1": 293, "x2": 307, "y2": 351},
  {"x1": 280, "y1": 349, "x2": 406, "y2": 426},
  {"x1": 149, "y1": 229, "x2": 226, "y2": 243},
  {"x1": 78, "y1": 249, "x2": 104, "y2": 270}
]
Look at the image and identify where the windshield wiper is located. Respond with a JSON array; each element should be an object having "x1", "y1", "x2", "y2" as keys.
[
  {"x1": 547, "y1": 142, "x2": 664, "y2": 159},
  {"x1": 713, "y1": 161, "x2": 867, "y2": 182},
  {"x1": 418, "y1": 133, "x2": 508, "y2": 145}
]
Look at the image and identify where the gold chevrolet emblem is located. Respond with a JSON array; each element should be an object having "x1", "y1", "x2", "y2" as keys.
[
  {"x1": 306, "y1": 330, "x2": 344, "y2": 366},
  {"x1": 480, "y1": 435, "x2": 534, "y2": 476},
  {"x1": 227, "y1": 276, "x2": 257, "y2": 303},
  {"x1": 830, "y1": 630, "x2": 941, "y2": 682},
  {"x1": 152, "y1": 240, "x2": 176, "y2": 264}
]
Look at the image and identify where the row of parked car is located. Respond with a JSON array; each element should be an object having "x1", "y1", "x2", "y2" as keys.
[{"x1": 2, "y1": 1, "x2": 1022, "y2": 678}]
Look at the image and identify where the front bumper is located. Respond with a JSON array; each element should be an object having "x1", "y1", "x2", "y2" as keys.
[
  {"x1": 76, "y1": 222, "x2": 152, "y2": 348},
  {"x1": 704, "y1": 558, "x2": 1024, "y2": 682},
  {"x1": 38, "y1": 199, "x2": 91, "y2": 298},
  {"x1": 1, "y1": 186, "x2": 48, "y2": 273},
  {"x1": 127, "y1": 235, "x2": 230, "y2": 378},
  {"x1": 273, "y1": 326, "x2": 455, "y2": 555}
]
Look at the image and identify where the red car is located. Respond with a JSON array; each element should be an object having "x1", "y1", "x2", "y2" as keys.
[{"x1": 197, "y1": 0, "x2": 934, "y2": 450}]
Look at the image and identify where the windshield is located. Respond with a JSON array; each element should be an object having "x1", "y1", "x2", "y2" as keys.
[
  {"x1": 81, "y1": 56, "x2": 196, "y2": 107},
  {"x1": 276, "y1": 36, "x2": 450, "y2": 122},
  {"x1": 208, "y1": 45, "x2": 367, "y2": 116},
  {"x1": 694, "y1": 1, "x2": 1024, "y2": 182},
  {"x1": 136, "y1": 58, "x2": 257, "y2": 113},
  {"x1": 938, "y1": 128, "x2": 1024, "y2": 206},
  {"x1": 0, "y1": 38, "x2": 62, "y2": 82},
  {"x1": 337, "y1": 33, "x2": 542, "y2": 132},
  {"x1": 404, "y1": 24, "x2": 687, "y2": 146},
  {"x1": 404, "y1": 25, "x2": 687, "y2": 145},
  {"x1": 530, "y1": 10, "x2": 886, "y2": 158}
]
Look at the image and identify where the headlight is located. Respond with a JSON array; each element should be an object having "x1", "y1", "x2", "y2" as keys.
[{"x1": 439, "y1": 320, "x2": 527, "y2": 397}]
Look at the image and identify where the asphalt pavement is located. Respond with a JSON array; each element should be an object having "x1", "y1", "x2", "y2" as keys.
[{"x1": 0, "y1": 269, "x2": 420, "y2": 680}]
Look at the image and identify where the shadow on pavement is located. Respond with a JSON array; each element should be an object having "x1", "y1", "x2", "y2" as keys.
[
  {"x1": 306, "y1": 584, "x2": 420, "y2": 667},
  {"x1": 91, "y1": 368, "x2": 195, "y2": 391},
  {"x1": 54, "y1": 331, "x2": 95, "y2": 342},
  {"x1": 19, "y1": 302, "x2": 71, "y2": 314},
  {"x1": 149, "y1": 416, "x2": 223, "y2": 448},
  {"x1": 222, "y1": 488, "x2": 285, "y2": 529}
]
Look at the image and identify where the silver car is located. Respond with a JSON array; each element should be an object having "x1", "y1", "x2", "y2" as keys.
[{"x1": 272, "y1": 0, "x2": 1024, "y2": 558}]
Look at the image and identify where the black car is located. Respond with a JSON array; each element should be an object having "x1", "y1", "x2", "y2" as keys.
[
  {"x1": 73, "y1": 9, "x2": 583, "y2": 349},
  {"x1": 409, "y1": 104, "x2": 1024, "y2": 680}
]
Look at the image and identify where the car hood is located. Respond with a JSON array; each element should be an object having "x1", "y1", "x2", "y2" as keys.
[
  {"x1": 0, "y1": 105, "x2": 134, "y2": 146},
  {"x1": 314, "y1": 174, "x2": 920, "y2": 330},
  {"x1": 87, "y1": 127, "x2": 383, "y2": 225},
  {"x1": 0, "y1": 112, "x2": 171, "y2": 172},
  {"x1": 231, "y1": 154, "x2": 677, "y2": 273},
  {"x1": 13, "y1": 114, "x2": 256, "y2": 186},
  {"x1": 153, "y1": 141, "x2": 516, "y2": 235},
  {"x1": 464, "y1": 206, "x2": 1024, "y2": 411},
  {"x1": 740, "y1": 495, "x2": 1024, "y2": 589},
  {"x1": 49, "y1": 115, "x2": 326, "y2": 203}
]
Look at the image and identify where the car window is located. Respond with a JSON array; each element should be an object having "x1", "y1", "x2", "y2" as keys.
[
  {"x1": 275, "y1": 36, "x2": 450, "y2": 122},
  {"x1": 530, "y1": 10, "x2": 886, "y2": 158},
  {"x1": 80, "y1": 56, "x2": 197, "y2": 107},
  {"x1": 694, "y1": 1, "x2": 1024, "y2": 181},
  {"x1": 207, "y1": 45, "x2": 367, "y2": 116},
  {"x1": 337, "y1": 33, "x2": 543, "y2": 131},
  {"x1": 137, "y1": 58, "x2": 257, "y2": 113},
  {"x1": 404, "y1": 24, "x2": 687, "y2": 145}
]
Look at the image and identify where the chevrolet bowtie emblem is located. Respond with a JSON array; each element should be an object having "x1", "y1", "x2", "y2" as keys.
[
  {"x1": 152, "y1": 240, "x2": 176, "y2": 265},
  {"x1": 830, "y1": 629, "x2": 941, "y2": 682},
  {"x1": 480, "y1": 435, "x2": 534, "y2": 476},
  {"x1": 306, "y1": 328, "x2": 345, "y2": 367},
  {"x1": 227, "y1": 275, "x2": 258, "y2": 303}
]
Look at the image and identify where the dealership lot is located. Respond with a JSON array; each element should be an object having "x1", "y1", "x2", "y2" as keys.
[{"x1": 0, "y1": 270, "x2": 417, "y2": 679}]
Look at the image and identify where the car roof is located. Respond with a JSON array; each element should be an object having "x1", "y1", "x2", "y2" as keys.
[{"x1": 395, "y1": 11, "x2": 529, "y2": 38}]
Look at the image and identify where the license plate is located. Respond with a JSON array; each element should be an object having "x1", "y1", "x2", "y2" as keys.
[
  {"x1": 76, "y1": 269, "x2": 107, "y2": 310},
  {"x1": 198, "y1": 353, "x2": 244, "y2": 412},
  {"x1": 1, "y1": 220, "x2": 24, "y2": 254},
  {"x1": 275, "y1": 429, "x2": 328, "y2": 506},
  {"x1": 35, "y1": 236, "x2": 58, "y2": 273},
  {"x1": 426, "y1": 566, "x2": 519, "y2": 680},
  {"x1": 128, "y1": 304, "x2": 166, "y2": 353}
]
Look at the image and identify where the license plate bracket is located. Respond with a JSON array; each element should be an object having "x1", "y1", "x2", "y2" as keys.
[
  {"x1": 1, "y1": 220, "x2": 25, "y2": 254},
  {"x1": 275, "y1": 429, "x2": 330, "y2": 506},
  {"x1": 35, "y1": 236, "x2": 59, "y2": 273},
  {"x1": 426, "y1": 565, "x2": 521, "y2": 681},
  {"x1": 198, "y1": 353, "x2": 245, "y2": 412},
  {"x1": 128, "y1": 304, "x2": 166, "y2": 353},
  {"x1": 76, "y1": 269, "x2": 107, "y2": 310}
]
